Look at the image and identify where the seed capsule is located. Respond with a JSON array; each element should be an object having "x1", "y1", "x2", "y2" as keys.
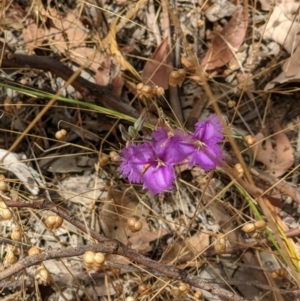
[
  {"x1": 55, "y1": 129, "x2": 67, "y2": 140},
  {"x1": 254, "y1": 220, "x2": 266, "y2": 231},
  {"x1": 36, "y1": 267, "x2": 50, "y2": 285},
  {"x1": 45, "y1": 215, "x2": 64, "y2": 230},
  {"x1": 234, "y1": 163, "x2": 244, "y2": 178},
  {"x1": 11, "y1": 225, "x2": 23, "y2": 241},
  {"x1": 127, "y1": 217, "x2": 143, "y2": 232},
  {"x1": 242, "y1": 223, "x2": 256, "y2": 234},
  {"x1": 245, "y1": 135, "x2": 256, "y2": 145},
  {"x1": 28, "y1": 247, "x2": 41, "y2": 256}
]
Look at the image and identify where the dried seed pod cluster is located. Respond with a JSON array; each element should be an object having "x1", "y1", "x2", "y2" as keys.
[
  {"x1": 55, "y1": 129, "x2": 67, "y2": 140},
  {"x1": 244, "y1": 135, "x2": 256, "y2": 145},
  {"x1": 271, "y1": 268, "x2": 288, "y2": 279},
  {"x1": 4, "y1": 98, "x2": 13, "y2": 112},
  {"x1": 214, "y1": 234, "x2": 228, "y2": 254},
  {"x1": 127, "y1": 217, "x2": 143, "y2": 233},
  {"x1": 234, "y1": 163, "x2": 244, "y2": 178},
  {"x1": 4, "y1": 245, "x2": 18, "y2": 265},
  {"x1": 0, "y1": 201, "x2": 12, "y2": 220},
  {"x1": 45, "y1": 215, "x2": 64, "y2": 230},
  {"x1": 11, "y1": 225, "x2": 23, "y2": 241},
  {"x1": 83, "y1": 251, "x2": 105, "y2": 270},
  {"x1": 136, "y1": 83, "x2": 164, "y2": 98},
  {"x1": 99, "y1": 153, "x2": 110, "y2": 167},
  {"x1": 36, "y1": 266, "x2": 51, "y2": 285},
  {"x1": 109, "y1": 151, "x2": 120, "y2": 162},
  {"x1": 169, "y1": 69, "x2": 186, "y2": 87},
  {"x1": 125, "y1": 297, "x2": 136, "y2": 301},
  {"x1": 0, "y1": 180, "x2": 8, "y2": 192},
  {"x1": 242, "y1": 220, "x2": 266, "y2": 238},
  {"x1": 138, "y1": 282, "x2": 152, "y2": 296},
  {"x1": 172, "y1": 282, "x2": 190, "y2": 298},
  {"x1": 227, "y1": 100, "x2": 236, "y2": 108},
  {"x1": 28, "y1": 246, "x2": 41, "y2": 256},
  {"x1": 194, "y1": 290, "x2": 203, "y2": 299}
]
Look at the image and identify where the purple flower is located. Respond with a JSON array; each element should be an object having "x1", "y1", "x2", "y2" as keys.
[
  {"x1": 120, "y1": 142, "x2": 175, "y2": 194},
  {"x1": 152, "y1": 128, "x2": 194, "y2": 164},
  {"x1": 119, "y1": 114, "x2": 224, "y2": 194},
  {"x1": 120, "y1": 143, "x2": 153, "y2": 183},
  {"x1": 188, "y1": 115, "x2": 223, "y2": 170},
  {"x1": 193, "y1": 114, "x2": 223, "y2": 143},
  {"x1": 187, "y1": 140, "x2": 222, "y2": 170}
]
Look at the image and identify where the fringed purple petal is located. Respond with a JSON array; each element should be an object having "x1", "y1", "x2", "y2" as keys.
[
  {"x1": 194, "y1": 114, "x2": 223, "y2": 143},
  {"x1": 142, "y1": 164, "x2": 175, "y2": 194},
  {"x1": 188, "y1": 143, "x2": 222, "y2": 170}
]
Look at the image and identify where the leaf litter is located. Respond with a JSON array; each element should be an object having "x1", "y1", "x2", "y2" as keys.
[{"x1": 1, "y1": 0, "x2": 300, "y2": 300}]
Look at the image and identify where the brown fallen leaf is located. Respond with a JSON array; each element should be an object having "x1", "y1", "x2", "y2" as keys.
[
  {"x1": 161, "y1": 232, "x2": 210, "y2": 264},
  {"x1": 261, "y1": 4, "x2": 300, "y2": 54},
  {"x1": 201, "y1": 1, "x2": 248, "y2": 71},
  {"x1": 253, "y1": 123, "x2": 294, "y2": 177},
  {"x1": 22, "y1": 20, "x2": 45, "y2": 50},
  {"x1": 100, "y1": 188, "x2": 151, "y2": 252},
  {"x1": 142, "y1": 38, "x2": 171, "y2": 89},
  {"x1": 283, "y1": 43, "x2": 300, "y2": 78}
]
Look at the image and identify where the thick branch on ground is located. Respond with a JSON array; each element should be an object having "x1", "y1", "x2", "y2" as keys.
[{"x1": 0, "y1": 52, "x2": 140, "y2": 119}]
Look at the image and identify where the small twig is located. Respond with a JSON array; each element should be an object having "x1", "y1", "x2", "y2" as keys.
[
  {"x1": 4, "y1": 200, "x2": 251, "y2": 301},
  {"x1": 0, "y1": 51, "x2": 140, "y2": 119},
  {"x1": 250, "y1": 167, "x2": 300, "y2": 205}
]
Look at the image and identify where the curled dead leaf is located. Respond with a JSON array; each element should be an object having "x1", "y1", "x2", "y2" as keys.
[
  {"x1": 201, "y1": 2, "x2": 248, "y2": 71},
  {"x1": 142, "y1": 39, "x2": 171, "y2": 89},
  {"x1": 253, "y1": 124, "x2": 294, "y2": 177}
]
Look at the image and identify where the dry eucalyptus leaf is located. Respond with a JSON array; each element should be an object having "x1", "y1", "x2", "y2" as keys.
[
  {"x1": 142, "y1": 38, "x2": 171, "y2": 89},
  {"x1": 253, "y1": 125, "x2": 294, "y2": 177},
  {"x1": 100, "y1": 189, "x2": 150, "y2": 251},
  {"x1": 201, "y1": 2, "x2": 248, "y2": 70},
  {"x1": 0, "y1": 149, "x2": 44, "y2": 195},
  {"x1": 22, "y1": 20, "x2": 45, "y2": 49},
  {"x1": 129, "y1": 229, "x2": 169, "y2": 252},
  {"x1": 161, "y1": 232, "x2": 210, "y2": 264},
  {"x1": 261, "y1": 4, "x2": 300, "y2": 54},
  {"x1": 59, "y1": 174, "x2": 107, "y2": 204}
]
